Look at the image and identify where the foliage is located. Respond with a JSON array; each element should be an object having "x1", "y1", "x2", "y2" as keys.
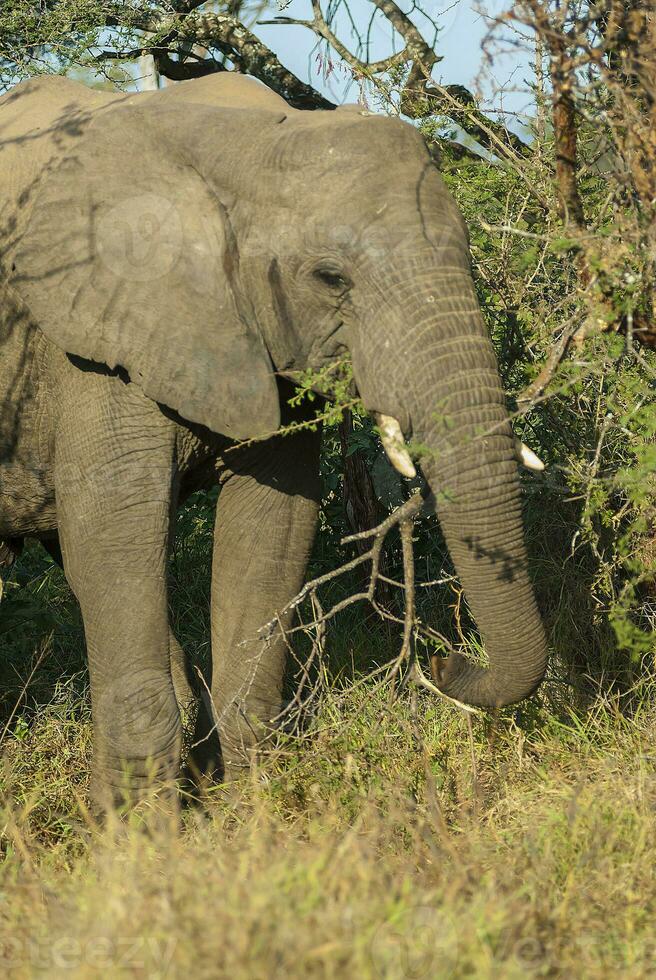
[{"x1": 0, "y1": 0, "x2": 127, "y2": 88}]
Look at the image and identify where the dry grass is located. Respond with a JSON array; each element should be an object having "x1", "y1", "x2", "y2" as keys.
[
  {"x1": 2, "y1": 665, "x2": 656, "y2": 978},
  {"x1": 2, "y1": 533, "x2": 656, "y2": 978}
]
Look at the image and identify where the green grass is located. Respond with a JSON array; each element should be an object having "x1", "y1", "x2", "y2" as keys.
[{"x1": 2, "y1": 499, "x2": 656, "y2": 978}]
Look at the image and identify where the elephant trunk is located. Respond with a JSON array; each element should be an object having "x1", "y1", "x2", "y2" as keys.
[
  {"x1": 355, "y1": 260, "x2": 548, "y2": 709},
  {"x1": 420, "y1": 414, "x2": 547, "y2": 708}
]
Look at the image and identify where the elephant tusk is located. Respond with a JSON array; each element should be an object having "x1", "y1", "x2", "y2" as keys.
[
  {"x1": 376, "y1": 414, "x2": 417, "y2": 479},
  {"x1": 515, "y1": 439, "x2": 545, "y2": 472}
]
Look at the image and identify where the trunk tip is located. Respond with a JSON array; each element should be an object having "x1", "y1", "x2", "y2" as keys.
[{"x1": 434, "y1": 649, "x2": 547, "y2": 709}]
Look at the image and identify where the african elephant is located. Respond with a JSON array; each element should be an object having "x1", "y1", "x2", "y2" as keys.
[{"x1": 0, "y1": 72, "x2": 547, "y2": 808}]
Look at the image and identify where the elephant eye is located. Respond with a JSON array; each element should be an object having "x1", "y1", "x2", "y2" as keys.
[{"x1": 313, "y1": 267, "x2": 351, "y2": 292}]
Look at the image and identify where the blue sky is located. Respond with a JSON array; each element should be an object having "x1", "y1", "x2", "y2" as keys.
[{"x1": 253, "y1": 0, "x2": 533, "y2": 119}]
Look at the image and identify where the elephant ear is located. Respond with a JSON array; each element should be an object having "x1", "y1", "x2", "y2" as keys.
[{"x1": 10, "y1": 101, "x2": 281, "y2": 441}]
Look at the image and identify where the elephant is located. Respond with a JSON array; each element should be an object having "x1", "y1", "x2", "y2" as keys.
[{"x1": 0, "y1": 71, "x2": 548, "y2": 809}]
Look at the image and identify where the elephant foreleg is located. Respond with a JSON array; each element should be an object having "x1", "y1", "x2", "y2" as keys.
[
  {"x1": 187, "y1": 426, "x2": 321, "y2": 783},
  {"x1": 55, "y1": 368, "x2": 182, "y2": 812},
  {"x1": 42, "y1": 531, "x2": 195, "y2": 718}
]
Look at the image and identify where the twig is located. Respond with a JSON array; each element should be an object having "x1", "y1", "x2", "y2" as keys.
[{"x1": 517, "y1": 318, "x2": 583, "y2": 408}]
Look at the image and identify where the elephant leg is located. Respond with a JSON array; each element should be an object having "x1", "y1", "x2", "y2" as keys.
[
  {"x1": 41, "y1": 536, "x2": 63, "y2": 567},
  {"x1": 54, "y1": 369, "x2": 182, "y2": 812},
  {"x1": 42, "y1": 531, "x2": 194, "y2": 718},
  {"x1": 169, "y1": 630, "x2": 196, "y2": 717},
  {"x1": 187, "y1": 426, "x2": 321, "y2": 783}
]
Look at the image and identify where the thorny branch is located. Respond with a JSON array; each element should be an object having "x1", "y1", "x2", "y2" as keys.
[
  {"x1": 187, "y1": 489, "x2": 478, "y2": 763},
  {"x1": 252, "y1": 492, "x2": 479, "y2": 737}
]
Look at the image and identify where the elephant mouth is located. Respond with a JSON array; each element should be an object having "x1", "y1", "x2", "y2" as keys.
[{"x1": 307, "y1": 320, "x2": 349, "y2": 369}]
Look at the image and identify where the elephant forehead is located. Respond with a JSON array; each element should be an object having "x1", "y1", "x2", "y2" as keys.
[
  {"x1": 238, "y1": 211, "x2": 426, "y2": 270},
  {"x1": 267, "y1": 113, "x2": 429, "y2": 176},
  {"x1": 236, "y1": 181, "x2": 463, "y2": 270},
  {"x1": 242, "y1": 166, "x2": 457, "y2": 258}
]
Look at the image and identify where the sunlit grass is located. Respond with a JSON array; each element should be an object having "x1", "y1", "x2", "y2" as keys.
[{"x1": 2, "y1": 503, "x2": 656, "y2": 977}]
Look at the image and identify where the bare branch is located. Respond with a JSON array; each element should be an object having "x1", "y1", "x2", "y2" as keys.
[
  {"x1": 176, "y1": 11, "x2": 334, "y2": 109},
  {"x1": 261, "y1": 0, "x2": 418, "y2": 79}
]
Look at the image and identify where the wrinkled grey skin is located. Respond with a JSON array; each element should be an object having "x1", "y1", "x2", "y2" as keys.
[{"x1": 0, "y1": 73, "x2": 547, "y2": 808}]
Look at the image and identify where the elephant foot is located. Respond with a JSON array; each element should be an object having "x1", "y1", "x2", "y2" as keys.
[
  {"x1": 89, "y1": 720, "x2": 183, "y2": 824},
  {"x1": 89, "y1": 767, "x2": 181, "y2": 834},
  {"x1": 182, "y1": 692, "x2": 291, "y2": 801}
]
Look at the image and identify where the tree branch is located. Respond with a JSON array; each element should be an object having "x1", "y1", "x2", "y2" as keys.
[
  {"x1": 370, "y1": 0, "x2": 437, "y2": 72},
  {"x1": 427, "y1": 83, "x2": 533, "y2": 161},
  {"x1": 105, "y1": 7, "x2": 333, "y2": 110},
  {"x1": 175, "y1": 11, "x2": 334, "y2": 109},
  {"x1": 261, "y1": 0, "x2": 441, "y2": 115},
  {"x1": 260, "y1": 0, "x2": 411, "y2": 78},
  {"x1": 153, "y1": 48, "x2": 225, "y2": 81}
]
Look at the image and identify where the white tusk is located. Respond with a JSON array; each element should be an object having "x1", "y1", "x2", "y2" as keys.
[
  {"x1": 515, "y1": 439, "x2": 545, "y2": 471},
  {"x1": 376, "y1": 414, "x2": 417, "y2": 479}
]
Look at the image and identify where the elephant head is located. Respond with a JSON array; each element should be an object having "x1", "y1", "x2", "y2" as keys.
[{"x1": 11, "y1": 94, "x2": 547, "y2": 709}]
